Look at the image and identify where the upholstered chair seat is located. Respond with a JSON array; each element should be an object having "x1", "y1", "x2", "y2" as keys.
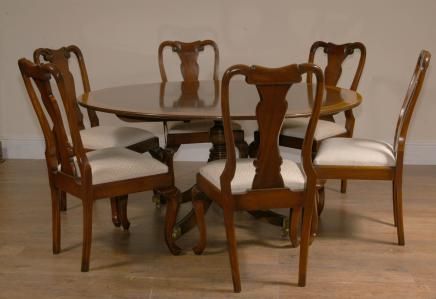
[
  {"x1": 168, "y1": 120, "x2": 241, "y2": 134},
  {"x1": 80, "y1": 126, "x2": 156, "y2": 150},
  {"x1": 314, "y1": 138, "x2": 396, "y2": 167},
  {"x1": 281, "y1": 119, "x2": 347, "y2": 140},
  {"x1": 80, "y1": 148, "x2": 168, "y2": 185},
  {"x1": 199, "y1": 159, "x2": 306, "y2": 194}
]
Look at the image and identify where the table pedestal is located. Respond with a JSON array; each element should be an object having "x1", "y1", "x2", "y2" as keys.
[{"x1": 208, "y1": 120, "x2": 248, "y2": 161}]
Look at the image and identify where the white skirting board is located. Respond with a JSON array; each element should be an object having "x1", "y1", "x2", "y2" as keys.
[{"x1": 1, "y1": 137, "x2": 436, "y2": 165}]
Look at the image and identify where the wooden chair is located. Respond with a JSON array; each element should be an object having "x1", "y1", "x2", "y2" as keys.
[
  {"x1": 34, "y1": 45, "x2": 160, "y2": 222},
  {"x1": 158, "y1": 40, "x2": 248, "y2": 157},
  {"x1": 282, "y1": 42, "x2": 366, "y2": 193},
  {"x1": 250, "y1": 42, "x2": 366, "y2": 194},
  {"x1": 191, "y1": 63, "x2": 325, "y2": 292},
  {"x1": 313, "y1": 50, "x2": 431, "y2": 246},
  {"x1": 18, "y1": 58, "x2": 182, "y2": 272}
]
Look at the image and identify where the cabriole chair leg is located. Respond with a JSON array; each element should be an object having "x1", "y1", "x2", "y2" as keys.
[
  {"x1": 223, "y1": 207, "x2": 241, "y2": 293},
  {"x1": 340, "y1": 179, "x2": 347, "y2": 193},
  {"x1": 50, "y1": 186, "x2": 61, "y2": 254},
  {"x1": 81, "y1": 198, "x2": 93, "y2": 272},
  {"x1": 192, "y1": 186, "x2": 207, "y2": 255}
]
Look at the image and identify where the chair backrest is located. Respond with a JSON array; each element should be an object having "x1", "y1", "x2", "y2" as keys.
[
  {"x1": 220, "y1": 63, "x2": 324, "y2": 195},
  {"x1": 33, "y1": 45, "x2": 99, "y2": 127},
  {"x1": 18, "y1": 58, "x2": 88, "y2": 180},
  {"x1": 308, "y1": 41, "x2": 366, "y2": 91},
  {"x1": 158, "y1": 40, "x2": 219, "y2": 82},
  {"x1": 393, "y1": 50, "x2": 431, "y2": 160}
]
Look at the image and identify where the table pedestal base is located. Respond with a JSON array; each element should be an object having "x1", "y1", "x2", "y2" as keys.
[{"x1": 208, "y1": 120, "x2": 248, "y2": 161}]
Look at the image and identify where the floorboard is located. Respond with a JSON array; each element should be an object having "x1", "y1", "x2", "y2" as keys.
[{"x1": 0, "y1": 160, "x2": 435, "y2": 298}]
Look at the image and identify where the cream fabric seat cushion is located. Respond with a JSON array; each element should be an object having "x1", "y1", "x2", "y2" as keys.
[
  {"x1": 281, "y1": 118, "x2": 347, "y2": 140},
  {"x1": 80, "y1": 126, "x2": 155, "y2": 150},
  {"x1": 199, "y1": 158, "x2": 306, "y2": 194},
  {"x1": 83, "y1": 148, "x2": 168, "y2": 185},
  {"x1": 314, "y1": 138, "x2": 396, "y2": 167},
  {"x1": 168, "y1": 120, "x2": 241, "y2": 134}
]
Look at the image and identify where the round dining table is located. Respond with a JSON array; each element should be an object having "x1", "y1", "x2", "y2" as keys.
[
  {"x1": 79, "y1": 80, "x2": 361, "y2": 121},
  {"x1": 78, "y1": 80, "x2": 362, "y2": 245}
]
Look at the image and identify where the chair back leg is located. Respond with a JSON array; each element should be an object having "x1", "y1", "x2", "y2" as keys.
[
  {"x1": 298, "y1": 187, "x2": 316, "y2": 287},
  {"x1": 340, "y1": 179, "x2": 347, "y2": 193},
  {"x1": 110, "y1": 196, "x2": 130, "y2": 229},
  {"x1": 60, "y1": 191, "x2": 67, "y2": 211},
  {"x1": 392, "y1": 180, "x2": 398, "y2": 227},
  {"x1": 81, "y1": 197, "x2": 94, "y2": 272},
  {"x1": 289, "y1": 207, "x2": 302, "y2": 248},
  {"x1": 393, "y1": 175, "x2": 405, "y2": 245},
  {"x1": 223, "y1": 207, "x2": 241, "y2": 292},
  {"x1": 50, "y1": 185, "x2": 61, "y2": 254},
  {"x1": 117, "y1": 195, "x2": 130, "y2": 230}
]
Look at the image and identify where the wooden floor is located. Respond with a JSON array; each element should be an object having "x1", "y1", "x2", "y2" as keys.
[{"x1": 0, "y1": 160, "x2": 436, "y2": 298}]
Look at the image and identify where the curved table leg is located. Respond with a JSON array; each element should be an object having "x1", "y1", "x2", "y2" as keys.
[
  {"x1": 191, "y1": 186, "x2": 208, "y2": 254},
  {"x1": 159, "y1": 186, "x2": 183, "y2": 255},
  {"x1": 173, "y1": 187, "x2": 212, "y2": 240}
]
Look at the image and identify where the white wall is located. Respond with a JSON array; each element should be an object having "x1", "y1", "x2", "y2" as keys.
[{"x1": 1, "y1": 0, "x2": 435, "y2": 163}]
